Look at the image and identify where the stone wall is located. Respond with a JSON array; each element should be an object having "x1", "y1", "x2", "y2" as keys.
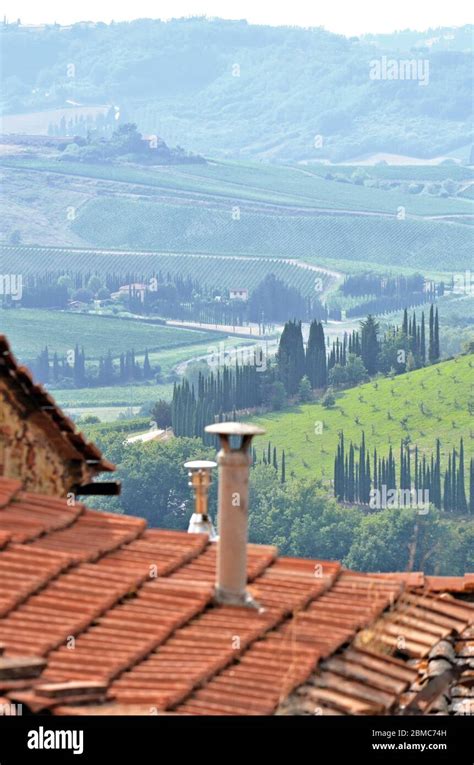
[{"x1": 0, "y1": 381, "x2": 77, "y2": 495}]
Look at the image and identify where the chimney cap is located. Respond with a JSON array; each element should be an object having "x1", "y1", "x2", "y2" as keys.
[
  {"x1": 184, "y1": 460, "x2": 217, "y2": 470},
  {"x1": 205, "y1": 422, "x2": 266, "y2": 437}
]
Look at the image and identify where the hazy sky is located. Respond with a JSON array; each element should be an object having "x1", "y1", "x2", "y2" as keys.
[{"x1": 4, "y1": 0, "x2": 473, "y2": 35}]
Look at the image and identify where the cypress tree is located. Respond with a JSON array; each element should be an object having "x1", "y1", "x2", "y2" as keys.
[
  {"x1": 281, "y1": 451, "x2": 286, "y2": 484},
  {"x1": 428, "y1": 304, "x2": 435, "y2": 363},
  {"x1": 432, "y1": 438, "x2": 441, "y2": 509},
  {"x1": 277, "y1": 320, "x2": 305, "y2": 394},
  {"x1": 306, "y1": 320, "x2": 320, "y2": 388},
  {"x1": 365, "y1": 452, "x2": 371, "y2": 505},
  {"x1": 411, "y1": 311, "x2": 417, "y2": 354},
  {"x1": 452, "y1": 448, "x2": 457, "y2": 511},
  {"x1": 293, "y1": 321, "x2": 306, "y2": 393},
  {"x1": 358, "y1": 432, "x2": 366, "y2": 501},
  {"x1": 420, "y1": 312, "x2": 426, "y2": 364},
  {"x1": 53, "y1": 352, "x2": 59, "y2": 382},
  {"x1": 434, "y1": 308, "x2": 440, "y2": 361},
  {"x1": 402, "y1": 308, "x2": 408, "y2": 336},
  {"x1": 457, "y1": 438, "x2": 468, "y2": 513},
  {"x1": 143, "y1": 349, "x2": 152, "y2": 380},
  {"x1": 348, "y1": 442, "x2": 355, "y2": 502},
  {"x1": 360, "y1": 315, "x2": 380, "y2": 375},
  {"x1": 443, "y1": 466, "x2": 450, "y2": 512},
  {"x1": 316, "y1": 322, "x2": 327, "y2": 387},
  {"x1": 334, "y1": 432, "x2": 345, "y2": 501},
  {"x1": 469, "y1": 458, "x2": 474, "y2": 515}
]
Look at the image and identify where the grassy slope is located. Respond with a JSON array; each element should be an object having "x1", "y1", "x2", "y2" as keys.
[
  {"x1": 253, "y1": 355, "x2": 473, "y2": 486},
  {"x1": 1, "y1": 157, "x2": 472, "y2": 274},
  {"x1": 54, "y1": 383, "x2": 174, "y2": 409},
  {"x1": 70, "y1": 197, "x2": 472, "y2": 271},
  {"x1": 296, "y1": 164, "x2": 474, "y2": 182},
  {"x1": 1, "y1": 156, "x2": 471, "y2": 216}
]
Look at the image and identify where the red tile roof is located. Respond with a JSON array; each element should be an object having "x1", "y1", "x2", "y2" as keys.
[
  {"x1": 281, "y1": 591, "x2": 474, "y2": 716},
  {"x1": 0, "y1": 476, "x2": 472, "y2": 716},
  {"x1": 0, "y1": 335, "x2": 114, "y2": 474}
]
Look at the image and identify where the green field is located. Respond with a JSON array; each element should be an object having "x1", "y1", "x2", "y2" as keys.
[
  {"x1": 1, "y1": 156, "x2": 472, "y2": 216},
  {"x1": 54, "y1": 383, "x2": 174, "y2": 409},
  {"x1": 253, "y1": 354, "x2": 473, "y2": 485},
  {"x1": 2, "y1": 155, "x2": 472, "y2": 276},
  {"x1": 0, "y1": 308, "x2": 219, "y2": 361},
  {"x1": 298, "y1": 163, "x2": 474, "y2": 182},
  {"x1": 70, "y1": 198, "x2": 473, "y2": 271}
]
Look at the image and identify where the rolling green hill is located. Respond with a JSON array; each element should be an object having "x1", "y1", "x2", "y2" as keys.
[
  {"x1": 253, "y1": 354, "x2": 473, "y2": 487},
  {"x1": 69, "y1": 197, "x2": 472, "y2": 271},
  {"x1": 1, "y1": 18, "x2": 472, "y2": 162},
  {"x1": 2, "y1": 156, "x2": 471, "y2": 216},
  {"x1": 2, "y1": 154, "x2": 471, "y2": 274}
]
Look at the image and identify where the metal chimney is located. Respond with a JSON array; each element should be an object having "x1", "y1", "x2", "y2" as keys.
[
  {"x1": 205, "y1": 422, "x2": 265, "y2": 607},
  {"x1": 184, "y1": 460, "x2": 217, "y2": 540}
]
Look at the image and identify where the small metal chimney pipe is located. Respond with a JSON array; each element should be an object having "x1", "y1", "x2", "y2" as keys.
[
  {"x1": 205, "y1": 422, "x2": 265, "y2": 607},
  {"x1": 184, "y1": 460, "x2": 217, "y2": 540}
]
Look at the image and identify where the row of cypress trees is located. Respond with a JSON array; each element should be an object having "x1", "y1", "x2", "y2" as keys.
[
  {"x1": 34, "y1": 345, "x2": 153, "y2": 386},
  {"x1": 171, "y1": 362, "x2": 264, "y2": 443},
  {"x1": 334, "y1": 433, "x2": 473, "y2": 513}
]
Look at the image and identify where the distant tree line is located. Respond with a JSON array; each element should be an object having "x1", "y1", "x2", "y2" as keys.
[
  {"x1": 15, "y1": 270, "x2": 329, "y2": 326},
  {"x1": 345, "y1": 292, "x2": 434, "y2": 319},
  {"x1": 339, "y1": 273, "x2": 444, "y2": 319},
  {"x1": 247, "y1": 274, "x2": 326, "y2": 323},
  {"x1": 33, "y1": 345, "x2": 156, "y2": 387},
  {"x1": 341, "y1": 272, "x2": 439, "y2": 298}
]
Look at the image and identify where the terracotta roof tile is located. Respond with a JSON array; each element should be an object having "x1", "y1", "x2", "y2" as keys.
[
  {"x1": 0, "y1": 476, "x2": 472, "y2": 716},
  {"x1": 173, "y1": 569, "x2": 400, "y2": 715},
  {"x1": 0, "y1": 530, "x2": 208, "y2": 657},
  {"x1": 424, "y1": 576, "x2": 473, "y2": 593},
  {"x1": 0, "y1": 491, "x2": 83, "y2": 543},
  {"x1": 281, "y1": 590, "x2": 474, "y2": 716}
]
